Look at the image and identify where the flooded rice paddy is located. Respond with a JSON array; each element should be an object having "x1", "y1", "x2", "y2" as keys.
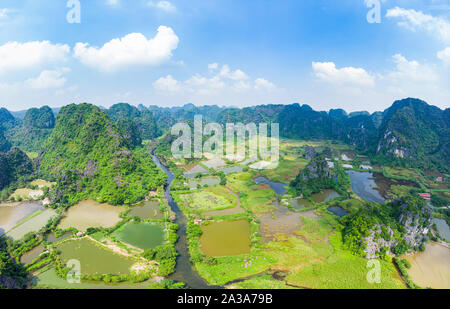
[
  {"x1": 433, "y1": 218, "x2": 450, "y2": 242},
  {"x1": 57, "y1": 238, "x2": 134, "y2": 275},
  {"x1": 188, "y1": 176, "x2": 221, "y2": 190},
  {"x1": 6, "y1": 208, "x2": 57, "y2": 241},
  {"x1": 128, "y1": 201, "x2": 164, "y2": 220},
  {"x1": 219, "y1": 166, "x2": 244, "y2": 175},
  {"x1": 405, "y1": 243, "x2": 450, "y2": 289},
  {"x1": 20, "y1": 244, "x2": 45, "y2": 265},
  {"x1": 200, "y1": 219, "x2": 251, "y2": 257},
  {"x1": 258, "y1": 206, "x2": 304, "y2": 241},
  {"x1": 113, "y1": 222, "x2": 165, "y2": 250},
  {"x1": 32, "y1": 268, "x2": 151, "y2": 289},
  {"x1": 58, "y1": 200, "x2": 124, "y2": 232},
  {"x1": 0, "y1": 201, "x2": 44, "y2": 235}
]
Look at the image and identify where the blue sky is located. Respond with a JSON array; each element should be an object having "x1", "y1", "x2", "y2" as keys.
[{"x1": 0, "y1": 0, "x2": 449, "y2": 112}]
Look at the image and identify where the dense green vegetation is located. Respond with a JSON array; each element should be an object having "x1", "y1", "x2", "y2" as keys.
[
  {"x1": 38, "y1": 103, "x2": 166, "y2": 206},
  {"x1": 6, "y1": 106, "x2": 55, "y2": 153},
  {"x1": 0, "y1": 127, "x2": 11, "y2": 153},
  {"x1": 374, "y1": 98, "x2": 449, "y2": 173},
  {"x1": 0, "y1": 237, "x2": 28, "y2": 289},
  {"x1": 341, "y1": 196, "x2": 432, "y2": 258},
  {"x1": 290, "y1": 156, "x2": 349, "y2": 198},
  {"x1": 0, "y1": 147, "x2": 34, "y2": 191},
  {"x1": 107, "y1": 103, "x2": 159, "y2": 147}
]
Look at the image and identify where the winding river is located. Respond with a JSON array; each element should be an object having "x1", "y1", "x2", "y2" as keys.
[{"x1": 151, "y1": 154, "x2": 214, "y2": 289}]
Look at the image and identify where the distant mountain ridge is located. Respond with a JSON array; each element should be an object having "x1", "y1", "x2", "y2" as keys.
[{"x1": 1, "y1": 97, "x2": 448, "y2": 172}]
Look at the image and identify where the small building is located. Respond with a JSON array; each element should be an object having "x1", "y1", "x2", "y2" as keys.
[
  {"x1": 436, "y1": 176, "x2": 443, "y2": 183},
  {"x1": 418, "y1": 193, "x2": 431, "y2": 201},
  {"x1": 194, "y1": 218, "x2": 203, "y2": 225}
]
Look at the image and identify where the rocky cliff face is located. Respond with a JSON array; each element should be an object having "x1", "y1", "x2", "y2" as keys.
[{"x1": 376, "y1": 98, "x2": 449, "y2": 172}]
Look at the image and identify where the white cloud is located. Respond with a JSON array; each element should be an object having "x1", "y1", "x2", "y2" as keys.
[
  {"x1": 26, "y1": 68, "x2": 70, "y2": 90},
  {"x1": 148, "y1": 1, "x2": 176, "y2": 12},
  {"x1": 153, "y1": 63, "x2": 276, "y2": 95},
  {"x1": 312, "y1": 62, "x2": 375, "y2": 88},
  {"x1": 153, "y1": 75, "x2": 182, "y2": 92},
  {"x1": 73, "y1": 27, "x2": 179, "y2": 72},
  {"x1": 219, "y1": 65, "x2": 249, "y2": 81},
  {"x1": 437, "y1": 47, "x2": 450, "y2": 65},
  {"x1": 309, "y1": 54, "x2": 449, "y2": 112},
  {"x1": 0, "y1": 41, "x2": 70, "y2": 73},
  {"x1": 386, "y1": 7, "x2": 450, "y2": 43},
  {"x1": 254, "y1": 78, "x2": 275, "y2": 91},
  {"x1": 387, "y1": 54, "x2": 439, "y2": 84}
]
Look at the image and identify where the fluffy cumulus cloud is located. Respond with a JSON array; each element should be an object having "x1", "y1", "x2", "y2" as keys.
[
  {"x1": 153, "y1": 63, "x2": 276, "y2": 95},
  {"x1": 73, "y1": 26, "x2": 179, "y2": 72},
  {"x1": 0, "y1": 41, "x2": 70, "y2": 73},
  {"x1": 386, "y1": 7, "x2": 450, "y2": 43},
  {"x1": 312, "y1": 62, "x2": 375, "y2": 88},
  {"x1": 437, "y1": 47, "x2": 450, "y2": 65},
  {"x1": 387, "y1": 54, "x2": 438, "y2": 84},
  {"x1": 254, "y1": 78, "x2": 276, "y2": 91},
  {"x1": 309, "y1": 53, "x2": 450, "y2": 111},
  {"x1": 147, "y1": 1, "x2": 176, "y2": 12},
  {"x1": 26, "y1": 68, "x2": 70, "y2": 90}
]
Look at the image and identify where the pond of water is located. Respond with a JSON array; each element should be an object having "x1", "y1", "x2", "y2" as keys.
[
  {"x1": 289, "y1": 198, "x2": 313, "y2": 210},
  {"x1": 57, "y1": 238, "x2": 134, "y2": 275},
  {"x1": 327, "y1": 206, "x2": 349, "y2": 218},
  {"x1": 58, "y1": 200, "x2": 124, "y2": 232},
  {"x1": 310, "y1": 189, "x2": 340, "y2": 203},
  {"x1": 200, "y1": 219, "x2": 251, "y2": 257},
  {"x1": 46, "y1": 232, "x2": 73, "y2": 243},
  {"x1": 347, "y1": 171, "x2": 386, "y2": 204},
  {"x1": 128, "y1": 201, "x2": 164, "y2": 220},
  {"x1": 253, "y1": 177, "x2": 287, "y2": 195},
  {"x1": 404, "y1": 243, "x2": 450, "y2": 289},
  {"x1": 113, "y1": 222, "x2": 165, "y2": 250}
]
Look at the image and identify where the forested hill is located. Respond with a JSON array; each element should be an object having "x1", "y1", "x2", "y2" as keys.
[
  {"x1": 5, "y1": 106, "x2": 55, "y2": 153},
  {"x1": 0, "y1": 127, "x2": 11, "y2": 153},
  {"x1": 215, "y1": 98, "x2": 449, "y2": 172},
  {"x1": 106, "y1": 103, "x2": 158, "y2": 147},
  {"x1": 1, "y1": 97, "x2": 448, "y2": 174},
  {"x1": 38, "y1": 103, "x2": 166, "y2": 206},
  {"x1": 374, "y1": 98, "x2": 449, "y2": 172}
]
